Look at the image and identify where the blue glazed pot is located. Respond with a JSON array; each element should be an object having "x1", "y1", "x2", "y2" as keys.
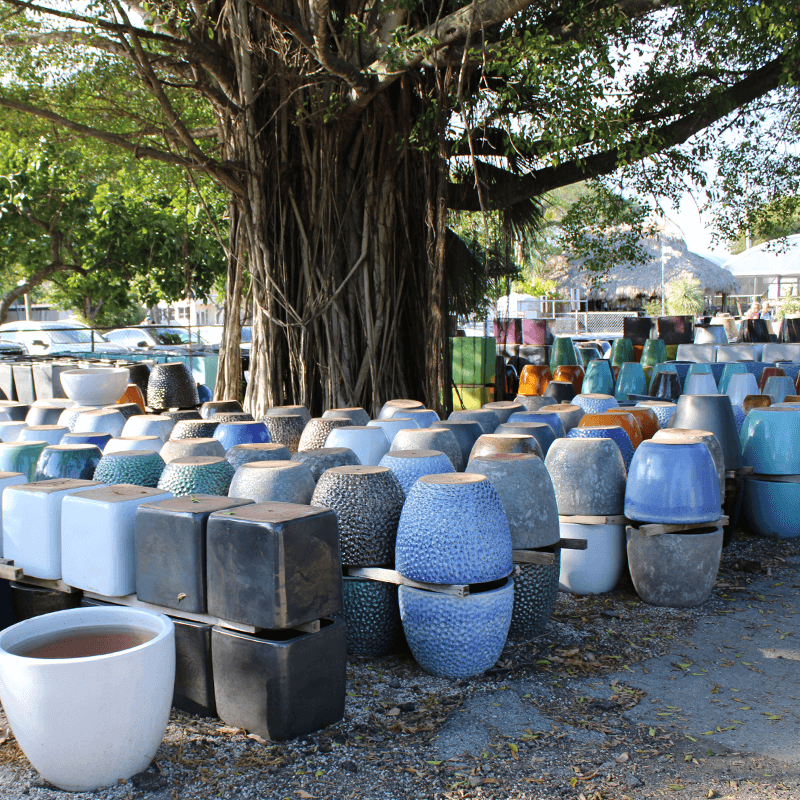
[
  {"x1": 506, "y1": 412, "x2": 565, "y2": 438},
  {"x1": 212, "y1": 421, "x2": 272, "y2": 451},
  {"x1": 0, "y1": 441, "x2": 48, "y2": 481},
  {"x1": 614, "y1": 363, "x2": 647, "y2": 402},
  {"x1": 636, "y1": 401, "x2": 677, "y2": 428},
  {"x1": 624, "y1": 440, "x2": 721, "y2": 524},
  {"x1": 60, "y1": 432, "x2": 113, "y2": 451},
  {"x1": 395, "y1": 474, "x2": 512, "y2": 584},
  {"x1": 732, "y1": 403, "x2": 746, "y2": 433},
  {"x1": 742, "y1": 477, "x2": 800, "y2": 539},
  {"x1": 566, "y1": 425, "x2": 635, "y2": 471},
  {"x1": 685, "y1": 363, "x2": 713, "y2": 383},
  {"x1": 744, "y1": 362, "x2": 777, "y2": 382},
  {"x1": 740, "y1": 407, "x2": 800, "y2": 474},
  {"x1": 573, "y1": 393, "x2": 618, "y2": 415},
  {"x1": 34, "y1": 444, "x2": 102, "y2": 481},
  {"x1": 398, "y1": 578, "x2": 514, "y2": 678},
  {"x1": 582, "y1": 360, "x2": 615, "y2": 395},
  {"x1": 762, "y1": 376, "x2": 795, "y2": 404},
  {"x1": 718, "y1": 363, "x2": 747, "y2": 396},
  {"x1": 378, "y1": 450, "x2": 454, "y2": 496}
]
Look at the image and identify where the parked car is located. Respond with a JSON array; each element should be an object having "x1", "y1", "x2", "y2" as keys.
[
  {"x1": 104, "y1": 326, "x2": 207, "y2": 351},
  {"x1": 0, "y1": 321, "x2": 129, "y2": 355}
]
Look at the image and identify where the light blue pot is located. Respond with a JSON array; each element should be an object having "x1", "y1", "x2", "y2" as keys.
[
  {"x1": 506, "y1": 412, "x2": 565, "y2": 438},
  {"x1": 582, "y1": 360, "x2": 615, "y2": 395},
  {"x1": 742, "y1": 477, "x2": 800, "y2": 539},
  {"x1": 378, "y1": 450, "x2": 455, "y2": 496},
  {"x1": 762, "y1": 376, "x2": 795, "y2": 404},
  {"x1": 614, "y1": 363, "x2": 647, "y2": 402},
  {"x1": 573, "y1": 393, "x2": 618, "y2": 415},
  {"x1": 624, "y1": 440, "x2": 721, "y2": 524},
  {"x1": 213, "y1": 421, "x2": 271, "y2": 451},
  {"x1": 685, "y1": 363, "x2": 713, "y2": 383},
  {"x1": 740, "y1": 407, "x2": 800, "y2": 474},
  {"x1": 566, "y1": 425, "x2": 635, "y2": 471},
  {"x1": 718, "y1": 363, "x2": 747, "y2": 396}
]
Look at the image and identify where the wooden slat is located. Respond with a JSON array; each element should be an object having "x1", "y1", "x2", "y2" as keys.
[
  {"x1": 627, "y1": 516, "x2": 727, "y2": 538},
  {"x1": 346, "y1": 567, "x2": 469, "y2": 597},
  {"x1": 512, "y1": 549, "x2": 557, "y2": 566},
  {"x1": 553, "y1": 538, "x2": 588, "y2": 551},
  {"x1": 0, "y1": 562, "x2": 79, "y2": 594},
  {"x1": 0, "y1": 559, "x2": 22, "y2": 582},
  {"x1": 293, "y1": 620, "x2": 321, "y2": 634},
  {"x1": 558, "y1": 514, "x2": 628, "y2": 525}
]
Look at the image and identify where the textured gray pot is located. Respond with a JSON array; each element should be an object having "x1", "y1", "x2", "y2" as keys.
[
  {"x1": 447, "y1": 409, "x2": 501, "y2": 435},
  {"x1": 170, "y1": 419, "x2": 220, "y2": 440},
  {"x1": 104, "y1": 435, "x2": 164, "y2": 454},
  {"x1": 507, "y1": 556, "x2": 560, "y2": 640},
  {"x1": 481, "y1": 401, "x2": 525, "y2": 424},
  {"x1": 546, "y1": 404, "x2": 585, "y2": 433},
  {"x1": 391, "y1": 427, "x2": 463, "y2": 471},
  {"x1": 466, "y1": 453, "x2": 560, "y2": 548},
  {"x1": 432, "y1": 420, "x2": 483, "y2": 468},
  {"x1": 496, "y1": 422, "x2": 557, "y2": 456},
  {"x1": 652, "y1": 428, "x2": 725, "y2": 500},
  {"x1": 544, "y1": 438, "x2": 627, "y2": 516},
  {"x1": 226, "y1": 442, "x2": 292, "y2": 472},
  {"x1": 121, "y1": 414, "x2": 176, "y2": 442},
  {"x1": 377, "y1": 399, "x2": 424, "y2": 420},
  {"x1": 261, "y1": 414, "x2": 306, "y2": 454},
  {"x1": 263, "y1": 405, "x2": 312, "y2": 425},
  {"x1": 668, "y1": 394, "x2": 742, "y2": 470},
  {"x1": 322, "y1": 407, "x2": 370, "y2": 426},
  {"x1": 626, "y1": 525, "x2": 723, "y2": 608},
  {"x1": 228, "y1": 460, "x2": 317, "y2": 504},
  {"x1": 469, "y1": 433, "x2": 542, "y2": 461},
  {"x1": 311, "y1": 465, "x2": 405, "y2": 567},
  {"x1": 160, "y1": 437, "x2": 226, "y2": 463},
  {"x1": 290, "y1": 447, "x2": 361, "y2": 481},
  {"x1": 513, "y1": 395, "x2": 557, "y2": 412},
  {"x1": 297, "y1": 417, "x2": 353, "y2": 451},
  {"x1": 157, "y1": 456, "x2": 236, "y2": 497}
]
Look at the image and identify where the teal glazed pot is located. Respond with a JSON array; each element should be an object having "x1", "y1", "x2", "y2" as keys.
[
  {"x1": 341, "y1": 577, "x2": 403, "y2": 657},
  {"x1": 610, "y1": 338, "x2": 635, "y2": 368},
  {"x1": 549, "y1": 336, "x2": 579, "y2": 372},
  {"x1": 582, "y1": 360, "x2": 615, "y2": 395},
  {"x1": 641, "y1": 339, "x2": 667, "y2": 369},
  {"x1": 614, "y1": 362, "x2": 647, "y2": 402},
  {"x1": 0, "y1": 441, "x2": 48, "y2": 481},
  {"x1": 742, "y1": 477, "x2": 800, "y2": 539},
  {"x1": 739, "y1": 407, "x2": 800, "y2": 474},
  {"x1": 93, "y1": 450, "x2": 166, "y2": 487},
  {"x1": 34, "y1": 444, "x2": 102, "y2": 482}
]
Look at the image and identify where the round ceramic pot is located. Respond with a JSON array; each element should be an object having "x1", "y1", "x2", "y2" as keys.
[
  {"x1": 391, "y1": 427, "x2": 463, "y2": 471},
  {"x1": 496, "y1": 422, "x2": 557, "y2": 457},
  {"x1": 0, "y1": 606, "x2": 174, "y2": 792},
  {"x1": 212, "y1": 412, "x2": 255, "y2": 423},
  {"x1": 507, "y1": 412, "x2": 565, "y2": 439},
  {"x1": 0, "y1": 441, "x2": 47, "y2": 481},
  {"x1": 684, "y1": 372, "x2": 718, "y2": 396},
  {"x1": 116, "y1": 384, "x2": 145, "y2": 411},
  {"x1": 762, "y1": 375, "x2": 795, "y2": 404},
  {"x1": 552, "y1": 365, "x2": 585, "y2": 395},
  {"x1": 566, "y1": 425, "x2": 634, "y2": 471},
  {"x1": 325, "y1": 426, "x2": 390, "y2": 466},
  {"x1": 614, "y1": 362, "x2": 647, "y2": 401},
  {"x1": 743, "y1": 394, "x2": 771, "y2": 415},
  {"x1": 395, "y1": 408, "x2": 441, "y2": 428},
  {"x1": 212, "y1": 421, "x2": 271, "y2": 451},
  {"x1": 757, "y1": 366, "x2": 786, "y2": 393},
  {"x1": 58, "y1": 406, "x2": 98, "y2": 433},
  {"x1": 146, "y1": 362, "x2": 199, "y2": 411},
  {"x1": 25, "y1": 405, "x2": 65, "y2": 427},
  {"x1": 652, "y1": 428, "x2": 725, "y2": 499},
  {"x1": 482, "y1": 401, "x2": 525, "y2": 424},
  {"x1": 543, "y1": 381, "x2": 576, "y2": 403},
  {"x1": 608, "y1": 406, "x2": 659, "y2": 439},
  {"x1": 624, "y1": 440, "x2": 721, "y2": 523},
  {"x1": 610, "y1": 338, "x2": 635, "y2": 368},
  {"x1": 60, "y1": 367, "x2": 129, "y2": 407},
  {"x1": 228, "y1": 460, "x2": 316, "y2": 504},
  {"x1": 742, "y1": 477, "x2": 800, "y2": 539},
  {"x1": 668, "y1": 394, "x2": 742, "y2": 471},
  {"x1": 579, "y1": 412, "x2": 643, "y2": 449},
  {"x1": 398, "y1": 579, "x2": 514, "y2": 678},
  {"x1": 365, "y1": 418, "x2": 419, "y2": 447},
  {"x1": 170, "y1": 419, "x2": 220, "y2": 440},
  {"x1": 466, "y1": 453, "x2": 559, "y2": 548},
  {"x1": 739, "y1": 407, "x2": 800, "y2": 474},
  {"x1": 125, "y1": 363, "x2": 151, "y2": 399},
  {"x1": 513, "y1": 395, "x2": 556, "y2": 412},
  {"x1": 395, "y1": 473, "x2": 512, "y2": 584},
  {"x1": 544, "y1": 438, "x2": 627, "y2": 516},
  {"x1": 377, "y1": 399, "x2": 424, "y2": 420},
  {"x1": 573, "y1": 393, "x2": 618, "y2": 415},
  {"x1": 582, "y1": 360, "x2": 615, "y2": 395},
  {"x1": 0, "y1": 422, "x2": 29, "y2": 442},
  {"x1": 718, "y1": 363, "x2": 747, "y2": 396},
  {"x1": 200, "y1": 400, "x2": 243, "y2": 419},
  {"x1": 263, "y1": 405, "x2": 312, "y2": 425},
  {"x1": 311, "y1": 466, "x2": 404, "y2": 567},
  {"x1": 469, "y1": 433, "x2": 541, "y2": 460},
  {"x1": 162, "y1": 409, "x2": 202, "y2": 422},
  {"x1": 378, "y1": 449, "x2": 455, "y2": 496},
  {"x1": 61, "y1": 432, "x2": 112, "y2": 451},
  {"x1": 298, "y1": 417, "x2": 353, "y2": 451},
  {"x1": 121, "y1": 414, "x2": 176, "y2": 443},
  {"x1": 104, "y1": 436, "x2": 165, "y2": 455},
  {"x1": 558, "y1": 522, "x2": 626, "y2": 595},
  {"x1": 507, "y1": 559, "x2": 560, "y2": 640},
  {"x1": 114, "y1": 403, "x2": 144, "y2": 422},
  {"x1": 93, "y1": 450, "x2": 165, "y2": 487},
  {"x1": 226, "y1": 442, "x2": 292, "y2": 472},
  {"x1": 262, "y1": 414, "x2": 307, "y2": 454},
  {"x1": 447, "y1": 409, "x2": 501, "y2": 435},
  {"x1": 322, "y1": 407, "x2": 371, "y2": 426},
  {"x1": 0, "y1": 403, "x2": 30, "y2": 422},
  {"x1": 18, "y1": 425, "x2": 68, "y2": 446},
  {"x1": 517, "y1": 365, "x2": 552, "y2": 396},
  {"x1": 34, "y1": 444, "x2": 102, "y2": 482},
  {"x1": 635, "y1": 400, "x2": 677, "y2": 428},
  {"x1": 549, "y1": 337, "x2": 579, "y2": 371},
  {"x1": 160, "y1": 437, "x2": 226, "y2": 463},
  {"x1": 641, "y1": 339, "x2": 667, "y2": 368},
  {"x1": 648, "y1": 371, "x2": 682, "y2": 401},
  {"x1": 73, "y1": 408, "x2": 127, "y2": 439},
  {"x1": 290, "y1": 447, "x2": 361, "y2": 481},
  {"x1": 341, "y1": 578, "x2": 403, "y2": 657},
  {"x1": 626, "y1": 525, "x2": 723, "y2": 607},
  {"x1": 726, "y1": 373, "x2": 759, "y2": 407},
  {"x1": 157, "y1": 456, "x2": 235, "y2": 497}
]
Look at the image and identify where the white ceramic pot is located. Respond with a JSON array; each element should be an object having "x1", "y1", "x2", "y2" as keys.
[
  {"x1": 725, "y1": 373, "x2": 758, "y2": 407},
  {"x1": 73, "y1": 408, "x2": 127, "y2": 438},
  {"x1": 122, "y1": 414, "x2": 176, "y2": 443},
  {"x1": 325, "y1": 425, "x2": 390, "y2": 465},
  {"x1": 0, "y1": 422, "x2": 30, "y2": 442},
  {"x1": 60, "y1": 368, "x2": 130, "y2": 407},
  {"x1": 684, "y1": 373, "x2": 718, "y2": 395},
  {"x1": 104, "y1": 436, "x2": 164, "y2": 454},
  {"x1": 558, "y1": 521, "x2": 627, "y2": 595},
  {"x1": 0, "y1": 606, "x2": 174, "y2": 792},
  {"x1": 18, "y1": 425, "x2": 69, "y2": 446}
]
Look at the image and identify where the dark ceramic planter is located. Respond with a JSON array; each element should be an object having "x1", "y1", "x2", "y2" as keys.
[
  {"x1": 668, "y1": 394, "x2": 742, "y2": 471},
  {"x1": 543, "y1": 380, "x2": 576, "y2": 403},
  {"x1": 147, "y1": 362, "x2": 200, "y2": 411},
  {"x1": 289, "y1": 447, "x2": 360, "y2": 481},
  {"x1": 10, "y1": 581, "x2": 82, "y2": 622},
  {"x1": 34, "y1": 444, "x2": 102, "y2": 481},
  {"x1": 507, "y1": 554, "x2": 561, "y2": 640},
  {"x1": 201, "y1": 400, "x2": 243, "y2": 419},
  {"x1": 212, "y1": 619, "x2": 347, "y2": 741},
  {"x1": 212, "y1": 412, "x2": 255, "y2": 423},
  {"x1": 341, "y1": 577, "x2": 403, "y2": 657},
  {"x1": 779, "y1": 317, "x2": 800, "y2": 343},
  {"x1": 115, "y1": 402, "x2": 144, "y2": 421},
  {"x1": 740, "y1": 319, "x2": 771, "y2": 343},
  {"x1": 207, "y1": 502, "x2": 343, "y2": 628},
  {"x1": 135, "y1": 495, "x2": 254, "y2": 613},
  {"x1": 173, "y1": 618, "x2": 216, "y2": 717},
  {"x1": 261, "y1": 414, "x2": 306, "y2": 454},
  {"x1": 126, "y1": 362, "x2": 152, "y2": 399},
  {"x1": 655, "y1": 316, "x2": 694, "y2": 345},
  {"x1": 622, "y1": 317, "x2": 654, "y2": 346},
  {"x1": 649, "y1": 371, "x2": 682, "y2": 400}
]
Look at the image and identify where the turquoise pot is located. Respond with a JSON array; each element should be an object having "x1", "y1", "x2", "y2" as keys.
[
  {"x1": 718, "y1": 363, "x2": 747, "y2": 396},
  {"x1": 34, "y1": 444, "x2": 102, "y2": 481},
  {"x1": 157, "y1": 456, "x2": 235, "y2": 497},
  {"x1": 582, "y1": 359, "x2": 615, "y2": 395},
  {"x1": 743, "y1": 477, "x2": 800, "y2": 539},
  {"x1": 641, "y1": 339, "x2": 667, "y2": 368},
  {"x1": 614, "y1": 363, "x2": 647, "y2": 401},
  {"x1": 685, "y1": 363, "x2": 714, "y2": 386},
  {"x1": 549, "y1": 337, "x2": 579, "y2": 372},
  {"x1": 740, "y1": 407, "x2": 800, "y2": 474},
  {"x1": 93, "y1": 450, "x2": 166, "y2": 487},
  {"x1": 0, "y1": 441, "x2": 47, "y2": 481},
  {"x1": 610, "y1": 339, "x2": 635, "y2": 368}
]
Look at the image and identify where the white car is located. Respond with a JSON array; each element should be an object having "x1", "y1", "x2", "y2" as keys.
[
  {"x1": 105, "y1": 326, "x2": 206, "y2": 351},
  {"x1": 0, "y1": 321, "x2": 129, "y2": 355}
]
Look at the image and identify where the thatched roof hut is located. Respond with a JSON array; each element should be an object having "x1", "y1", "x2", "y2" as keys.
[{"x1": 548, "y1": 230, "x2": 741, "y2": 299}]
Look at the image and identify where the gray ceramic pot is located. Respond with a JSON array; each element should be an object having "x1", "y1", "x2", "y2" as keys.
[
  {"x1": 104, "y1": 436, "x2": 164, "y2": 454},
  {"x1": 496, "y1": 422, "x2": 557, "y2": 456},
  {"x1": 290, "y1": 447, "x2": 361, "y2": 481},
  {"x1": 513, "y1": 395, "x2": 557, "y2": 412},
  {"x1": 507, "y1": 556, "x2": 560, "y2": 640},
  {"x1": 121, "y1": 414, "x2": 176, "y2": 442},
  {"x1": 447, "y1": 409, "x2": 501, "y2": 435},
  {"x1": 157, "y1": 456, "x2": 236, "y2": 497},
  {"x1": 432, "y1": 420, "x2": 483, "y2": 468},
  {"x1": 160, "y1": 437, "x2": 226, "y2": 463},
  {"x1": 228, "y1": 460, "x2": 316, "y2": 504},
  {"x1": 481, "y1": 401, "x2": 525, "y2": 424},
  {"x1": 261, "y1": 414, "x2": 306, "y2": 454},
  {"x1": 200, "y1": 400, "x2": 243, "y2": 419},
  {"x1": 322, "y1": 407, "x2": 370, "y2": 426},
  {"x1": 545, "y1": 404, "x2": 585, "y2": 433},
  {"x1": 297, "y1": 417, "x2": 353, "y2": 451},
  {"x1": 391, "y1": 427, "x2": 462, "y2": 471},
  {"x1": 377, "y1": 399, "x2": 424, "y2": 420},
  {"x1": 263, "y1": 405, "x2": 312, "y2": 425},
  {"x1": 226, "y1": 442, "x2": 292, "y2": 472},
  {"x1": 668, "y1": 394, "x2": 742, "y2": 470},
  {"x1": 469, "y1": 433, "x2": 542, "y2": 461}
]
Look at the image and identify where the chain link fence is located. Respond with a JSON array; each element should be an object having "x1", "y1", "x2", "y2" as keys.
[{"x1": 549, "y1": 312, "x2": 640, "y2": 335}]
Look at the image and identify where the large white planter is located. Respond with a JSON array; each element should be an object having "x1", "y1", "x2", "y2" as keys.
[
  {"x1": 325, "y1": 425, "x2": 390, "y2": 465},
  {"x1": 558, "y1": 521, "x2": 627, "y2": 595},
  {"x1": 60, "y1": 368, "x2": 130, "y2": 407},
  {"x1": 73, "y1": 408, "x2": 127, "y2": 439},
  {"x1": 0, "y1": 606, "x2": 174, "y2": 792},
  {"x1": 0, "y1": 472, "x2": 27, "y2": 556},
  {"x1": 122, "y1": 414, "x2": 176, "y2": 443}
]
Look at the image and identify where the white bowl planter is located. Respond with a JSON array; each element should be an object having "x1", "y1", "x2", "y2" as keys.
[
  {"x1": 60, "y1": 368, "x2": 130, "y2": 407},
  {"x1": 0, "y1": 606, "x2": 174, "y2": 792}
]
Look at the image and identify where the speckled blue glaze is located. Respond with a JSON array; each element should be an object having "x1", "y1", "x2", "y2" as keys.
[
  {"x1": 506, "y1": 412, "x2": 565, "y2": 438},
  {"x1": 395, "y1": 476, "x2": 513, "y2": 584},
  {"x1": 398, "y1": 579, "x2": 514, "y2": 678},
  {"x1": 573, "y1": 394, "x2": 618, "y2": 415},
  {"x1": 567, "y1": 425, "x2": 634, "y2": 471},
  {"x1": 212, "y1": 421, "x2": 272, "y2": 451},
  {"x1": 779, "y1": 363, "x2": 800, "y2": 384},
  {"x1": 732, "y1": 403, "x2": 746, "y2": 433},
  {"x1": 636, "y1": 402, "x2": 677, "y2": 429},
  {"x1": 378, "y1": 450, "x2": 454, "y2": 496},
  {"x1": 744, "y1": 362, "x2": 777, "y2": 382},
  {"x1": 708, "y1": 363, "x2": 727, "y2": 387},
  {"x1": 743, "y1": 477, "x2": 800, "y2": 539}
]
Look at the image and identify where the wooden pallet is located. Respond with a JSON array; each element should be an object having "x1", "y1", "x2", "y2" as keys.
[
  {"x1": 346, "y1": 567, "x2": 470, "y2": 597},
  {"x1": 627, "y1": 516, "x2": 728, "y2": 538},
  {"x1": 558, "y1": 514, "x2": 628, "y2": 525},
  {"x1": 0, "y1": 560, "x2": 78, "y2": 594}
]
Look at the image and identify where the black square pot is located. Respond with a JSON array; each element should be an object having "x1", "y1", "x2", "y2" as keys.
[
  {"x1": 11, "y1": 582, "x2": 82, "y2": 621},
  {"x1": 135, "y1": 495, "x2": 255, "y2": 613},
  {"x1": 173, "y1": 618, "x2": 216, "y2": 717},
  {"x1": 622, "y1": 316, "x2": 654, "y2": 345},
  {"x1": 211, "y1": 619, "x2": 346, "y2": 740},
  {"x1": 206, "y1": 503, "x2": 343, "y2": 629},
  {"x1": 655, "y1": 316, "x2": 694, "y2": 345}
]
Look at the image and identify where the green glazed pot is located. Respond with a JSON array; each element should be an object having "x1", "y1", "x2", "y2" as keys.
[
  {"x1": 0, "y1": 441, "x2": 47, "y2": 481},
  {"x1": 582, "y1": 359, "x2": 615, "y2": 395},
  {"x1": 614, "y1": 362, "x2": 647, "y2": 401},
  {"x1": 548, "y1": 336, "x2": 579, "y2": 372},
  {"x1": 640, "y1": 339, "x2": 667, "y2": 368},
  {"x1": 610, "y1": 338, "x2": 635, "y2": 368}
]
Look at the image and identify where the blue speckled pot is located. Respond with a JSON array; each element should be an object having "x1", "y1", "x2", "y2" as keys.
[
  {"x1": 581, "y1": 360, "x2": 615, "y2": 395},
  {"x1": 666, "y1": 362, "x2": 692, "y2": 390},
  {"x1": 398, "y1": 579, "x2": 514, "y2": 678},
  {"x1": 744, "y1": 362, "x2": 777, "y2": 382},
  {"x1": 395, "y1": 474, "x2": 513, "y2": 584},
  {"x1": 506, "y1": 411, "x2": 565, "y2": 438},
  {"x1": 624, "y1": 440, "x2": 721, "y2": 524},
  {"x1": 378, "y1": 449, "x2": 454, "y2": 496},
  {"x1": 636, "y1": 401, "x2": 677, "y2": 428},
  {"x1": 60, "y1": 432, "x2": 113, "y2": 451},
  {"x1": 566, "y1": 425, "x2": 634, "y2": 471},
  {"x1": 212, "y1": 421, "x2": 271, "y2": 451},
  {"x1": 740, "y1": 407, "x2": 800, "y2": 474},
  {"x1": 718, "y1": 363, "x2": 747, "y2": 396},
  {"x1": 573, "y1": 394, "x2": 618, "y2": 415},
  {"x1": 742, "y1": 477, "x2": 800, "y2": 539},
  {"x1": 34, "y1": 444, "x2": 102, "y2": 481},
  {"x1": 708, "y1": 363, "x2": 727, "y2": 387}
]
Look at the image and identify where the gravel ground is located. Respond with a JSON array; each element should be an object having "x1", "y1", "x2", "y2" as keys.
[{"x1": 1, "y1": 526, "x2": 799, "y2": 800}]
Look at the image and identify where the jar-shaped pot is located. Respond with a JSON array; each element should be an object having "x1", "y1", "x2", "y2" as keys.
[
  {"x1": 614, "y1": 362, "x2": 647, "y2": 401},
  {"x1": 122, "y1": 414, "x2": 176, "y2": 442},
  {"x1": 469, "y1": 433, "x2": 542, "y2": 461},
  {"x1": 641, "y1": 339, "x2": 667, "y2": 368},
  {"x1": 496, "y1": 422, "x2": 556, "y2": 456},
  {"x1": 545, "y1": 404, "x2": 585, "y2": 433},
  {"x1": 377, "y1": 399, "x2": 424, "y2": 420},
  {"x1": 395, "y1": 408, "x2": 440, "y2": 428},
  {"x1": 297, "y1": 417, "x2": 353, "y2": 451},
  {"x1": 311, "y1": 465, "x2": 404, "y2": 566},
  {"x1": 200, "y1": 400, "x2": 243, "y2": 419},
  {"x1": 73, "y1": 408, "x2": 127, "y2": 439},
  {"x1": 758, "y1": 366, "x2": 786, "y2": 393},
  {"x1": 19, "y1": 425, "x2": 68, "y2": 446},
  {"x1": 226, "y1": 442, "x2": 292, "y2": 472},
  {"x1": 112, "y1": 403, "x2": 144, "y2": 422},
  {"x1": 508, "y1": 411, "x2": 566, "y2": 438},
  {"x1": 104, "y1": 436, "x2": 164, "y2": 455},
  {"x1": 742, "y1": 477, "x2": 800, "y2": 539},
  {"x1": 582, "y1": 360, "x2": 615, "y2": 395},
  {"x1": 518, "y1": 365, "x2": 552, "y2": 396},
  {"x1": 545, "y1": 438, "x2": 627, "y2": 516},
  {"x1": 652, "y1": 428, "x2": 725, "y2": 499},
  {"x1": 391, "y1": 427, "x2": 462, "y2": 471},
  {"x1": 580, "y1": 412, "x2": 642, "y2": 449},
  {"x1": 93, "y1": 450, "x2": 165, "y2": 487},
  {"x1": 34, "y1": 444, "x2": 102, "y2": 482},
  {"x1": 157, "y1": 456, "x2": 235, "y2": 497},
  {"x1": 170, "y1": 419, "x2": 220, "y2": 440},
  {"x1": 507, "y1": 558, "x2": 560, "y2": 640},
  {"x1": 549, "y1": 336, "x2": 579, "y2": 372},
  {"x1": 341, "y1": 577, "x2": 403, "y2": 657},
  {"x1": 624, "y1": 440, "x2": 721, "y2": 524},
  {"x1": 160, "y1": 437, "x2": 226, "y2": 463},
  {"x1": 447, "y1": 409, "x2": 501, "y2": 435},
  {"x1": 290, "y1": 447, "x2": 361, "y2": 481},
  {"x1": 398, "y1": 579, "x2": 514, "y2": 678},
  {"x1": 542, "y1": 378, "x2": 576, "y2": 404},
  {"x1": 61, "y1": 431, "x2": 112, "y2": 451},
  {"x1": 636, "y1": 400, "x2": 677, "y2": 428},
  {"x1": 684, "y1": 372, "x2": 718, "y2": 396},
  {"x1": 212, "y1": 412, "x2": 255, "y2": 423},
  {"x1": 322, "y1": 407, "x2": 371, "y2": 427},
  {"x1": 482, "y1": 401, "x2": 525, "y2": 424},
  {"x1": 146, "y1": 362, "x2": 199, "y2": 410},
  {"x1": 378, "y1": 449, "x2": 455, "y2": 496},
  {"x1": 0, "y1": 403, "x2": 29, "y2": 422},
  {"x1": 552, "y1": 365, "x2": 585, "y2": 395},
  {"x1": 610, "y1": 338, "x2": 635, "y2": 368},
  {"x1": 325, "y1": 426, "x2": 390, "y2": 466},
  {"x1": 739, "y1": 407, "x2": 800, "y2": 474},
  {"x1": 263, "y1": 404, "x2": 312, "y2": 426},
  {"x1": 513, "y1": 395, "x2": 556, "y2": 412},
  {"x1": 212, "y1": 421, "x2": 271, "y2": 451},
  {"x1": 228, "y1": 460, "x2": 316, "y2": 504},
  {"x1": 668, "y1": 394, "x2": 742, "y2": 471},
  {"x1": 567, "y1": 425, "x2": 635, "y2": 471},
  {"x1": 395, "y1": 473, "x2": 512, "y2": 584},
  {"x1": 466, "y1": 453, "x2": 559, "y2": 548},
  {"x1": 125, "y1": 362, "x2": 151, "y2": 399},
  {"x1": 261, "y1": 414, "x2": 307, "y2": 454}
]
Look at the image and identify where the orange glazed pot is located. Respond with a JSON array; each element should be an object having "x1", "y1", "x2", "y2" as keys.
[
  {"x1": 579, "y1": 411, "x2": 643, "y2": 449},
  {"x1": 607, "y1": 406, "x2": 660, "y2": 439},
  {"x1": 117, "y1": 383, "x2": 146, "y2": 411},
  {"x1": 552, "y1": 365, "x2": 585, "y2": 395},
  {"x1": 518, "y1": 365, "x2": 552, "y2": 396}
]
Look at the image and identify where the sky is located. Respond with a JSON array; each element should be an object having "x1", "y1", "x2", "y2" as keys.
[{"x1": 664, "y1": 195, "x2": 732, "y2": 263}]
